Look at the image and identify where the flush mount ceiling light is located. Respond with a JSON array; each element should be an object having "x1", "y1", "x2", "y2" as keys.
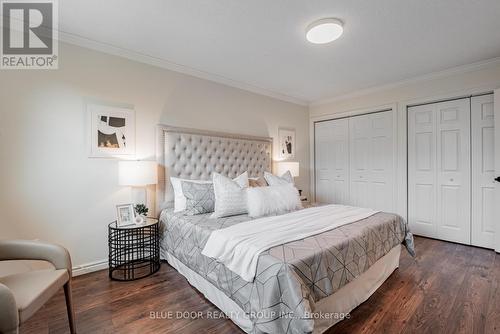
[{"x1": 306, "y1": 18, "x2": 344, "y2": 44}]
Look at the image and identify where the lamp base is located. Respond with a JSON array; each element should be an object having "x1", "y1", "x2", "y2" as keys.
[{"x1": 131, "y1": 187, "x2": 147, "y2": 207}]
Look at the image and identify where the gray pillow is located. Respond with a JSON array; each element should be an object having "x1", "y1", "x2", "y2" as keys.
[
  {"x1": 264, "y1": 171, "x2": 294, "y2": 186},
  {"x1": 181, "y1": 181, "x2": 215, "y2": 215}
]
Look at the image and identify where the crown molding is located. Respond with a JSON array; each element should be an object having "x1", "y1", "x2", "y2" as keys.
[
  {"x1": 57, "y1": 31, "x2": 309, "y2": 107},
  {"x1": 55, "y1": 30, "x2": 500, "y2": 109},
  {"x1": 310, "y1": 56, "x2": 500, "y2": 107}
]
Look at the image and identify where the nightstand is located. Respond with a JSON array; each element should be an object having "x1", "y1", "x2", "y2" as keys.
[{"x1": 108, "y1": 217, "x2": 160, "y2": 281}]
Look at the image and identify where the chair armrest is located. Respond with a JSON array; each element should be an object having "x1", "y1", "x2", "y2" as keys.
[
  {"x1": 0, "y1": 283, "x2": 19, "y2": 334},
  {"x1": 0, "y1": 240, "x2": 72, "y2": 276}
]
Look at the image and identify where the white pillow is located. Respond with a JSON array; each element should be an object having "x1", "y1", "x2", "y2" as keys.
[
  {"x1": 233, "y1": 171, "x2": 250, "y2": 188},
  {"x1": 247, "y1": 184, "x2": 302, "y2": 218},
  {"x1": 171, "y1": 171, "x2": 249, "y2": 212},
  {"x1": 264, "y1": 171, "x2": 294, "y2": 186},
  {"x1": 212, "y1": 172, "x2": 249, "y2": 218}
]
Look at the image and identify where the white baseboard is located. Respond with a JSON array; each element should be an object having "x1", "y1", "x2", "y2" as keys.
[{"x1": 72, "y1": 259, "x2": 108, "y2": 277}]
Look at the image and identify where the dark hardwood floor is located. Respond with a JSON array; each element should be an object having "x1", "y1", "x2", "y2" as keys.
[{"x1": 21, "y1": 237, "x2": 500, "y2": 334}]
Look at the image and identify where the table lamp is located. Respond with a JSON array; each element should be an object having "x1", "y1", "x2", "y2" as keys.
[
  {"x1": 276, "y1": 161, "x2": 299, "y2": 179},
  {"x1": 118, "y1": 160, "x2": 157, "y2": 221}
]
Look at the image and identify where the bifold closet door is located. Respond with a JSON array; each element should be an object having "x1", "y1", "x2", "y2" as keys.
[
  {"x1": 314, "y1": 119, "x2": 349, "y2": 204},
  {"x1": 471, "y1": 94, "x2": 495, "y2": 249},
  {"x1": 349, "y1": 111, "x2": 394, "y2": 212},
  {"x1": 408, "y1": 98, "x2": 471, "y2": 244},
  {"x1": 314, "y1": 111, "x2": 394, "y2": 210}
]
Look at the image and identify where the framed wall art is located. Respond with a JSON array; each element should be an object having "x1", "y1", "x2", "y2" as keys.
[
  {"x1": 87, "y1": 102, "x2": 135, "y2": 158},
  {"x1": 278, "y1": 127, "x2": 295, "y2": 159}
]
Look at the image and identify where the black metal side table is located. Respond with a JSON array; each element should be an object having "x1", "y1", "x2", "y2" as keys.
[{"x1": 108, "y1": 218, "x2": 160, "y2": 281}]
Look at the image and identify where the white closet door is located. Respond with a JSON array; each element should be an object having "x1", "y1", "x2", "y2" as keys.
[
  {"x1": 315, "y1": 121, "x2": 334, "y2": 203},
  {"x1": 408, "y1": 104, "x2": 437, "y2": 238},
  {"x1": 349, "y1": 115, "x2": 372, "y2": 208},
  {"x1": 494, "y1": 90, "x2": 500, "y2": 253},
  {"x1": 436, "y1": 98, "x2": 471, "y2": 244},
  {"x1": 349, "y1": 111, "x2": 394, "y2": 211},
  {"x1": 314, "y1": 119, "x2": 349, "y2": 204},
  {"x1": 471, "y1": 94, "x2": 495, "y2": 248},
  {"x1": 408, "y1": 98, "x2": 471, "y2": 244},
  {"x1": 369, "y1": 111, "x2": 394, "y2": 212}
]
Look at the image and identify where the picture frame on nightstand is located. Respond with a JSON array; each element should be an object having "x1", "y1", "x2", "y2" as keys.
[{"x1": 116, "y1": 203, "x2": 135, "y2": 227}]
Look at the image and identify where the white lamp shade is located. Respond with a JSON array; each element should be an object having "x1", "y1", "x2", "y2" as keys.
[
  {"x1": 276, "y1": 161, "x2": 299, "y2": 177},
  {"x1": 118, "y1": 160, "x2": 157, "y2": 186}
]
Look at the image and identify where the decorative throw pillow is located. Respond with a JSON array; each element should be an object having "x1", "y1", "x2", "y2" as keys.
[
  {"x1": 264, "y1": 171, "x2": 294, "y2": 186},
  {"x1": 212, "y1": 172, "x2": 249, "y2": 218},
  {"x1": 249, "y1": 177, "x2": 268, "y2": 187},
  {"x1": 233, "y1": 171, "x2": 250, "y2": 188},
  {"x1": 247, "y1": 184, "x2": 302, "y2": 218},
  {"x1": 170, "y1": 177, "x2": 211, "y2": 212},
  {"x1": 181, "y1": 181, "x2": 215, "y2": 215},
  {"x1": 171, "y1": 172, "x2": 248, "y2": 212}
]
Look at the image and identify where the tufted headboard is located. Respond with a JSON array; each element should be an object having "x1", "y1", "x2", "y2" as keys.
[{"x1": 156, "y1": 125, "x2": 273, "y2": 213}]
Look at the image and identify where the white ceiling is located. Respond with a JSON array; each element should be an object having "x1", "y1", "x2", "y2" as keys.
[{"x1": 59, "y1": 0, "x2": 500, "y2": 105}]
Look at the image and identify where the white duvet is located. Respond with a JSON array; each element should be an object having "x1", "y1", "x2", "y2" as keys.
[{"x1": 201, "y1": 204, "x2": 379, "y2": 282}]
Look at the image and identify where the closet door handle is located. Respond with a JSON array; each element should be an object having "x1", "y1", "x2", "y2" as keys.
[{"x1": 495, "y1": 176, "x2": 500, "y2": 183}]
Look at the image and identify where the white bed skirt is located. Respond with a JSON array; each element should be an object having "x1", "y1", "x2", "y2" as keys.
[{"x1": 164, "y1": 244, "x2": 401, "y2": 333}]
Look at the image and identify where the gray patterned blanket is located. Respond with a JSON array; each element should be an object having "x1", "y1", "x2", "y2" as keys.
[{"x1": 159, "y1": 207, "x2": 414, "y2": 334}]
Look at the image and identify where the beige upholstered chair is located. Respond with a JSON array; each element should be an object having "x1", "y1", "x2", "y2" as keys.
[{"x1": 0, "y1": 240, "x2": 76, "y2": 334}]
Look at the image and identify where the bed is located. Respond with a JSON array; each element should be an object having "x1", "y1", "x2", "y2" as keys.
[{"x1": 156, "y1": 125, "x2": 414, "y2": 334}]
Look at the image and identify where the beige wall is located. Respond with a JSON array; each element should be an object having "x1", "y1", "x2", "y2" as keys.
[
  {"x1": 310, "y1": 60, "x2": 500, "y2": 117},
  {"x1": 0, "y1": 43, "x2": 309, "y2": 270}
]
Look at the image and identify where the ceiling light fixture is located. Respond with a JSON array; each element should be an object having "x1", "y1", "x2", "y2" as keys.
[{"x1": 306, "y1": 18, "x2": 344, "y2": 44}]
